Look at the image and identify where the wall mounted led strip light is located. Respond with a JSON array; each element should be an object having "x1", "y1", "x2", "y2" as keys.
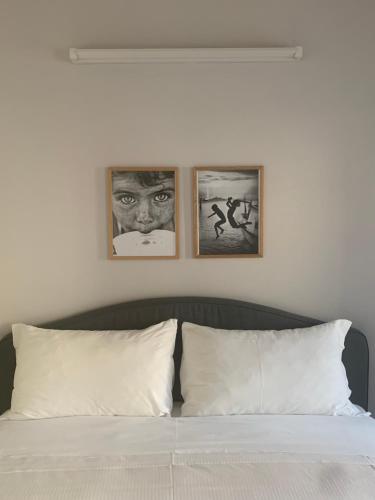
[{"x1": 69, "y1": 47, "x2": 303, "y2": 64}]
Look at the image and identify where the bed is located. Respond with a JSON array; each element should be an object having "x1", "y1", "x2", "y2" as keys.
[{"x1": 0, "y1": 296, "x2": 374, "y2": 499}]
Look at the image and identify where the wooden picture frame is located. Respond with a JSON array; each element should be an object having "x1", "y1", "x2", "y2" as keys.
[
  {"x1": 193, "y1": 166, "x2": 263, "y2": 258},
  {"x1": 107, "y1": 167, "x2": 179, "y2": 259}
]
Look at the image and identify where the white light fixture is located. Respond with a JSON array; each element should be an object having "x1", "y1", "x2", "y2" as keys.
[{"x1": 69, "y1": 47, "x2": 303, "y2": 64}]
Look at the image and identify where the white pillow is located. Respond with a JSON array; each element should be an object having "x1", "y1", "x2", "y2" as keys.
[
  {"x1": 181, "y1": 320, "x2": 355, "y2": 416},
  {"x1": 11, "y1": 320, "x2": 177, "y2": 418}
]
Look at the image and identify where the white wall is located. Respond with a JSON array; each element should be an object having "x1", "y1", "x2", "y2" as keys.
[{"x1": 1, "y1": 0, "x2": 374, "y2": 409}]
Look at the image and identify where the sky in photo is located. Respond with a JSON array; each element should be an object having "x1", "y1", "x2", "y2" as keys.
[{"x1": 198, "y1": 170, "x2": 259, "y2": 200}]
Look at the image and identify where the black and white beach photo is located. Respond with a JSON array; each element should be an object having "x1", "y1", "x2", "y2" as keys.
[
  {"x1": 194, "y1": 167, "x2": 263, "y2": 257},
  {"x1": 107, "y1": 167, "x2": 179, "y2": 259}
]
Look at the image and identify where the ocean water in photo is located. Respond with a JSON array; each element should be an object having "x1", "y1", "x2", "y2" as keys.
[{"x1": 199, "y1": 201, "x2": 258, "y2": 255}]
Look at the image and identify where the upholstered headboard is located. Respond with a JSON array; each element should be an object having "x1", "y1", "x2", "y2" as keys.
[{"x1": 0, "y1": 296, "x2": 369, "y2": 414}]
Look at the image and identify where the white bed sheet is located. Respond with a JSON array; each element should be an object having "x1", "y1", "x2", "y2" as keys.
[{"x1": 1, "y1": 413, "x2": 375, "y2": 499}]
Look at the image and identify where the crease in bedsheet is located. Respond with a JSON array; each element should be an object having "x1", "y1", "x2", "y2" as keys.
[
  {"x1": 169, "y1": 454, "x2": 175, "y2": 500},
  {"x1": 1, "y1": 452, "x2": 375, "y2": 473}
]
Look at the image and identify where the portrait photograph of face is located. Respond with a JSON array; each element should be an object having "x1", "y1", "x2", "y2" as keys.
[{"x1": 108, "y1": 167, "x2": 178, "y2": 259}]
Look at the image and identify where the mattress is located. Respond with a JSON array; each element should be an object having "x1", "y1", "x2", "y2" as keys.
[{"x1": 1, "y1": 412, "x2": 375, "y2": 499}]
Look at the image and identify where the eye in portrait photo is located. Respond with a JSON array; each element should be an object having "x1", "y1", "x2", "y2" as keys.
[{"x1": 108, "y1": 167, "x2": 178, "y2": 259}]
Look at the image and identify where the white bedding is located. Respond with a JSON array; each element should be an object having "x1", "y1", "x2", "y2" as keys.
[{"x1": 1, "y1": 412, "x2": 375, "y2": 499}]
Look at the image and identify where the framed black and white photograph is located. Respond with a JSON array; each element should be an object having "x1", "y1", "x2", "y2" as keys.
[
  {"x1": 107, "y1": 167, "x2": 179, "y2": 259},
  {"x1": 193, "y1": 166, "x2": 263, "y2": 258}
]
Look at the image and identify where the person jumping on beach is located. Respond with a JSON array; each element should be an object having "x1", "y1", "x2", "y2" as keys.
[
  {"x1": 208, "y1": 204, "x2": 226, "y2": 238},
  {"x1": 226, "y1": 197, "x2": 253, "y2": 229}
]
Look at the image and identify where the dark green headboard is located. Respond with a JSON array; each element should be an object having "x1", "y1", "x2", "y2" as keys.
[{"x1": 0, "y1": 296, "x2": 369, "y2": 414}]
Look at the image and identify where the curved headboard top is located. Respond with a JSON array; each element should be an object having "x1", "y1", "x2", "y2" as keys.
[{"x1": 0, "y1": 296, "x2": 369, "y2": 414}]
